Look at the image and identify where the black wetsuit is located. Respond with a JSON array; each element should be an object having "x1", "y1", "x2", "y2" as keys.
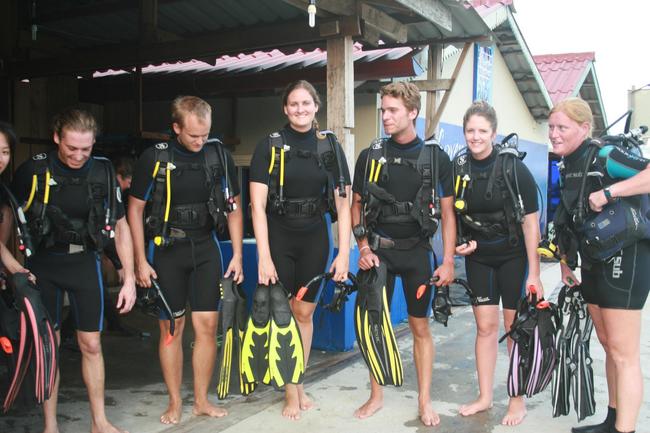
[
  {"x1": 130, "y1": 140, "x2": 239, "y2": 317},
  {"x1": 352, "y1": 137, "x2": 453, "y2": 318},
  {"x1": 249, "y1": 126, "x2": 350, "y2": 301},
  {"x1": 455, "y1": 148, "x2": 538, "y2": 310},
  {"x1": 556, "y1": 141, "x2": 650, "y2": 309},
  {"x1": 11, "y1": 152, "x2": 125, "y2": 332}
]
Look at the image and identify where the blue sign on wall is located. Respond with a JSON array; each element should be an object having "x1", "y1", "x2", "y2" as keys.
[{"x1": 473, "y1": 44, "x2": 495, "y2": 103}]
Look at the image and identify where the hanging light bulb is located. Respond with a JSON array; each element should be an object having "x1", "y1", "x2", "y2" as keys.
[{"x1": 308, "y1": 0, "x2": 317, "y2": 28}]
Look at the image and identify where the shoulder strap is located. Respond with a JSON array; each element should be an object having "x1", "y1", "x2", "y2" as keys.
[{"x1": 87, "y1": 157, "x2": 117, "y2": 248}]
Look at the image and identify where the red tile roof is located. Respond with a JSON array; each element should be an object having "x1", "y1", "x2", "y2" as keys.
[{"x1": 533, "y1": 52, "x2": 595, "y2": 104}]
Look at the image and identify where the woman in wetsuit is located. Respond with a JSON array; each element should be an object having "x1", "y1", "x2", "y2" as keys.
[
  {"x1": 249, "y1": 80, "x2": 351, "y2": 420},
  {"x1": 453, "y1": 101, "x2": 542, "y2": 426},
  {"x1": 550, "y1": 97, "x2": 650, "y2": 433}
]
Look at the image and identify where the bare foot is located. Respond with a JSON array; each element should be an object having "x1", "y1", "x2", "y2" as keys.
[
  {"x1": 501, "y1": 397, "x2": 526, "y2": 426},
  {"x1": 192, "y1": 401, "x2": 228, "y2": 418},
  {"x1": 459, "y1": 397, "x2": 493, "y2": 416},
  {"x1": 419, "y1": 401, "x2": 440, "y2": 427},
  {"x1": 353, "y1": 396, "x2": 383, "y2": 419},
  {"x1": 160, "y1": 401, "x2": 183, "y2": 425},
  {"x1": 282, "y1": 390, "x2": 301, "y2": 421},
  {"x1": 298, "y1": 386, "x2": 314, "y2": 411},
  {"x1": 91, "y1": 420, "x2": 129, "y2": 433}
]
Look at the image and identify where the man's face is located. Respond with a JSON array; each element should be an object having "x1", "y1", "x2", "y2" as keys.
[
  {"x1": 173, "y1": 114, "x2": 211, "y2": 152},
  {"x1": 381, "y1": 95, "x2": 417, "y2": 138},
  {"x1": 54, "y1": 128, "x2": 94, "y2": 169}
]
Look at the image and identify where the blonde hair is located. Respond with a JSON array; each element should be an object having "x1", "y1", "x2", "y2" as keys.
[
  {"x1": 550, "y1": 97, "x2": 593, "y2": 135},
  {"x1": 380, "y1": 81, "x2": 421, "y2": 115},
  {"x1": 171, "y1": 96, "x2": 212, "y2": 126},
  {"x1": 52, "y1": 108, "x2": 99, "y2": 138}
]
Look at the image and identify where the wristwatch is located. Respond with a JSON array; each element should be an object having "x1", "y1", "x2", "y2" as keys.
[{"x1": 603, "y1": 186, "x2": 615, "y2": 203}]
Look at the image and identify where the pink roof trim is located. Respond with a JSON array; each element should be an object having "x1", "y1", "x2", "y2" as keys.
[
  {"x1": 469, "y1": 0, "x2": 513, "y2": 16},
  {"x1": 92, "y1": 43, "x2": 411, "y2": 78},
  {"x1": 533, "y1": 52, "x2": 595, "y2": 105}
]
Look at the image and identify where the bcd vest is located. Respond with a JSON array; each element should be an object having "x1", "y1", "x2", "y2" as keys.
[
  {"x1": 453, "y1": 139, "x2": 526, "y2": 247},
  {"x1": 23, "y1": 153, "x2": 117, "y2": 253},
  {"x1": 266, "y1": 130, "x2": 346, "y2": 221},
  {"x1": 356, "y1": 138, "x2": 441, "y2": 249},
  {"x1": 144, "y1": 139, "x2": 234, "y2": 246},
  {"x1": 554, "y1": 135, "x2": 650, "y2": 264}
]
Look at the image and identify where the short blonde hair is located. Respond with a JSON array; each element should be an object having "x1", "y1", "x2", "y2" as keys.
[
  {"x1": 171, "y1": 96, "x2": 212, "y2": 126},
  {"x1": 550, "y1": 97, "x2": 593, "y2": 135}
]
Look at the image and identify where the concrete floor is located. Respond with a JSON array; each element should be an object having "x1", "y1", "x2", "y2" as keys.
[{"x1": 2, "y1": 262, "x2": 649, "y2": 433}]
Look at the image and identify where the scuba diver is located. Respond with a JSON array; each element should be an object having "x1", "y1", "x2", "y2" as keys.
[
  {"x1": 10, "y1": 109, "x2": 136, "y2": 433},
  {"x1": 128, "y1": 96, "x2": 243, "y2": 425},
  {"x1": 0, "y1": 122, "x2": 33, "y2": 279},
  {"x1": 248, "y1": 80, "x2": 351, "y2": 420},
  {"x1": 548, "y1": 97, "x2": 650, "y2": 433},
  {"x1": 350, "y1": 81, "x2": 456, "y2": 427},
  {"x1": 59, "y1": 155, "x2": 138, "y2": 348},
  {"x1": 452, "y1": 101, "x2": 542, "y2": 426}
]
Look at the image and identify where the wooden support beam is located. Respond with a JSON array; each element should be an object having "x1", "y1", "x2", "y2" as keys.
[
  {"x1": 33, "y1": 0, "x2": 184, "y2": 24},
  {"x1": 320, "y1": 16, "x2": 362, "y2": 38},
  {"x1": 360, "y1": 3, "x2": 407, "y2": 43},
  {"x1": 424, "y1": 44, "x2": 442, "y2": 138},
  {"x1": 314, "y1": 0, "x2": 356, "y2": 16},
  {"x1": 327, "y1": 36, "x2": 355, "y2": 172},
  {"x1": 417, "y1": 79, "x2": 452, "y2": 92},
  {"x1": 10, "y1": 19, "x2": 324, "y2": 79},
  {"x1": 429, "y1": 42, "x2": 471, "y2": 132},
  {"x1": 392, "y1": 0, "x2": 452, "y2": 33},
  {"x1": 140, "y1": 0, "x2": 158, "y2": 44}
]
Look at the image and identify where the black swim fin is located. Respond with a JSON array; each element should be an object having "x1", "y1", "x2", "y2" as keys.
[
  {"x1": 3, "y1": 273, "x2": 58, "y2": 412},
  {"x1": 241, "y1": 284, "x2": 271, "y2": 385},
  {"x1": 354, "y1": 263, "x2": 403, "y2": 386},
  {"x1": 216, "y1": 277, "x2": 256, "y2": 399}
]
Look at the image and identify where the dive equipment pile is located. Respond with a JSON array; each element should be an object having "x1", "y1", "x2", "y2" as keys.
[{"x1": 240, "y1": 282, "x2": 304, "y2": 391}]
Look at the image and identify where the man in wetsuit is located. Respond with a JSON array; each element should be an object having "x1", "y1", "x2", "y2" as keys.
[
  {"x1": 128, "y1": 96, "x2": 243, "y2": 425},
  {"x1": 350, "y1": 81, "x2": 456, "y2": 426},
  {"x1": 11, "y1": 108, "x2": 136, "y2": 433}
]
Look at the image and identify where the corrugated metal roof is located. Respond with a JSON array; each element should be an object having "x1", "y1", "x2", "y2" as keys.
[
  {"x1": 92, "y1": 43, "x2": 416, "y2": 79},
  {"x1": 533, "y1": 52, "x2": 595, "y2": 104}
]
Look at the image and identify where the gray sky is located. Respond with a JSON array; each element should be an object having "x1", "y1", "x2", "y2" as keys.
[{"x1": 513, "y1": 1, "x2": 650, "y2": 132}]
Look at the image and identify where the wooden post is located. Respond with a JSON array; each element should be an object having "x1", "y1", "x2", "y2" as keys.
[
  {"x1": 425, "y1": 44, "x2": 442, "y2": 139},
  {"x1": 326, "y1": 35, "x2": 355, "y2": 174},
  {"x1": 326, "y1": 35, "x2": 354, "y2": 247}
]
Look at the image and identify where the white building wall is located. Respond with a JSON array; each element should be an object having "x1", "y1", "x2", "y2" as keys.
[{"x1": 436, "y1": 45, "x2": 548, "y2": 146}]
